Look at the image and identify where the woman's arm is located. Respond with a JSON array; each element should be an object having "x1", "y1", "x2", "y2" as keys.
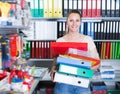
[
  {"x1": 89, "y1": 47, "x2": 101, "y2": 71},
  {"x1": 50, "y1": 57, "x2": 57, "y2": 81}
]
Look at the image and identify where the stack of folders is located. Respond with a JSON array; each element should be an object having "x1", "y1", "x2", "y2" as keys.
[
  {"x1": 67, "y1": 48, "x2": 101, "y2": 67},
  {"x1": 90, "y1": 81, "x2": 107, "y2": 94},
  {"x1": 54, "y1": 55, "x2": 94, "y2": 88},
  {"x1": 100, "y1": 66, "x2": 115, "y2": 80}
]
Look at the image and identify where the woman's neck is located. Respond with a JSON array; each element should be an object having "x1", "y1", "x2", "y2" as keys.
[
  {"x1": 67, "y1": 31, "x2": 80, "y2": 37},
  {"x1": 64, "y1": 32, "x2": 84, "y2": 42}
]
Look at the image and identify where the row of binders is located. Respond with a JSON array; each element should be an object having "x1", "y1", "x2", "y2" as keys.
[
  {"x1": 57, "y1": 21, "x2": 120, "y2": 40},
  {"x1": 29, "y1": 0, "x2": 120, "y2": 18},
  {"x1": 63, "y1": 0, "x2": 101, "y2": 17},
  {"x1": 23, "y1": 41, "x2": 120, "y2": 59},
  {"x1": 28, "y1": 20, "x2": 120, "y2": 40},
  {"x1": 51, "y1": 42, "x2": 100, "y2": 88},
  {"x1": 63, "y1": 0, "x2": 120, "y2": 17},
  {"x1": 35, "y1": 21, "x2": 57, "y2": 40},
  {"x1": 30, "y1": 0, "x2": 62, "y2": 18},
  {"x1": 23, "y1": 41, "x2": 54, "y2": 59},
  {"x1": 95, "y1": 42, "x2": 120, "y2": 59}
]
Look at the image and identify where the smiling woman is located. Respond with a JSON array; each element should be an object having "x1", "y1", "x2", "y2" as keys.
[{"x1": 51, "y1": 9, "x2": 101, "y2": 94}]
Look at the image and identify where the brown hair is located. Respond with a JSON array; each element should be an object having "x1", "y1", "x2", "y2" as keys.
[{"x1": 67, "y1": 10, "x2": 81, "y2": 20}]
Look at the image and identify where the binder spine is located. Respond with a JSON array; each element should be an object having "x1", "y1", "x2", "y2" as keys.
[
  {"x1": 57, "y1": 56, "x2": 91, "y2": 69},
  {"x1": 58, "y1": 64, "x2": 94, "y2": 78},
  {"x1": 54, "y1": 72, "x2": 90, "y2": 88}
]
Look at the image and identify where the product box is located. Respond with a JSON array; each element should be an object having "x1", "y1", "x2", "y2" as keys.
[{"x1": 90, "y1": 81, "x2": 107, "y2": 90}]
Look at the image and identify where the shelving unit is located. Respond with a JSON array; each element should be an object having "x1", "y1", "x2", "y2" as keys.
[
  {"x1": 25, "y1": 0, "x2": 120, "y2": 93},
  {"x1": 27, "y1": 0, "x2": 120, "y2": 67},
  {"x1": 0, "y1": 25, "x2": 29, "y2": 30}
]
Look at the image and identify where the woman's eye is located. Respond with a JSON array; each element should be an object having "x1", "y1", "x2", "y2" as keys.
[
  {"x1": 69, "y1": 20, "x2": 73, "y2": 22},
  {"x1": 76, "y1": 20, "x2": 80, "y2": 22},
  {"x1": 69, "y1": 19, "x2": 80, "y2": 22}
]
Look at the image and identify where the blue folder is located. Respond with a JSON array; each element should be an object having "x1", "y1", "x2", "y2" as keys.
[{"x1": 56, "y1": 56, "x2": 92, "y2": 69}]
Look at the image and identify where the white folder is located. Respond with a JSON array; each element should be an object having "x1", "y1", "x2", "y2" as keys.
[{"x1": 54, "y1": 72, "x2": 90, "y2": 88}]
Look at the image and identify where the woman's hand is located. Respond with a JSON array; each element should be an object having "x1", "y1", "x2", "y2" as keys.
[{"x1": 50, "y1": 66, "x2": 56, "y2": 82}]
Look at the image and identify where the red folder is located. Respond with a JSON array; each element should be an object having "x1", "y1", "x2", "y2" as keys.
[
  {"x1": 82, "y1": 0, "x2": 88, "y2": 17},
  {"x1": 50, "y1": 42, "x2": 88, "y2": 57},
  {"x1": 31, "y1": 41, "x2": 35, "y2": 58},
  {"x1": 105, "y1": 42, "x2": 110, "y2": 59},
  {"x1": 36, "y1": 41, "x2": 39, "y2": 58},
  {"x1": 91, "y1": 0, "x2": 97, "y2": 17},
  {"x1": 10, "y1": 34, "x2": 18, "y2": 58},
  {"x1": 68, "y1": 53, "x2": 100, "y2": 67},
  {"x1": 96, "y1": 0, "x2": 101, "y2": 17},
  {"x1": 87, "y1": 0, "x2": 92, "y2": 17}
]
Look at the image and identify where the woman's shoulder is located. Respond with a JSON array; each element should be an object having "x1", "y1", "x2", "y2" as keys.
[
  {"x1": 84, "y1": 35, "x2": 93, "y2": 40},
  {"x1": 56, "y1": 37, "x2": 66, "y2": 42}
]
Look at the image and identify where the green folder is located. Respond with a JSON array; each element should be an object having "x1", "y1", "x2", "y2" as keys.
[
  {"x1": 117, "y1": 42, "x2": 120, "y2": 59},
  {"x1": 112, "y1": 42, "x2": 115, "y2": 59},
  {"x1": 115, "y1": 42, "x2": 118, "y2": 59},
  {"x1": 58, "y1": 64, "x2": 94, "y2": 78},
  {"x1": 38, "y1": 0, "x2": 44, "y2": 17},
  {"x1": 30, "y1": 0, "x2": 35, "y2": 17},
  {"x1": 34, "y1": 0, "x2": 39, "y2": 17}
]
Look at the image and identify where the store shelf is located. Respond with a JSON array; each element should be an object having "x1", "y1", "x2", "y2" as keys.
[
  {"x1": 1, "y1": 0, "x2": 17, "y2": 3},
  {"x1": 0, "y1": 25, "x2": 29, "y2": 35},
  {"x1": 0, "y1": 25, "x2": 29, "y2": 30},
  {"x1": 31, "y1": 17, "x2": 120, "y2": 22},
  {"x1": 102, "y1": 17, "x2": 120, "y2": 21},
  {"x1": 26, "y1": 39, "x2": 56, "y2": 41},
  {"x1": 28, "y1": 59, "x2": 54, "y2": 61},
  {"x1": 94, "y1": 40, "x2": 120, "y2": 42},
  {"x1": 31, "y1": 17, "x2": 66, "y2": 21},
  {"x1": 31, "y1": 17, "x2": 102, "y2": 22},
  {"x1": 91, "y1": 77, "x2": 120, "y2": 82}
]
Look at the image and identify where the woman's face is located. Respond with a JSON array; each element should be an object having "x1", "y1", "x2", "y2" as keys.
[{"x1": 67, "y1": 13, "x2": 81, "y2": 33}]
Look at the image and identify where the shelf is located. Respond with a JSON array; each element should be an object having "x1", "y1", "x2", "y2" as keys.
[
  {"x1": 28, "y1": 59, "x2": 54, "y2": 61},
  {"x1": 0, "y1": 25, "x2": 29, "y2": 30},
  {"x1": 1, "y1": 0, "x2": 17, "y2": 3},
  {"x1": 31, "y1": 17, "x2": 120, "y2": 22},
  {"x1": 31, "y1": 17, "x2": 102, "y2": 22},
  {"x1": 94, "y1": 40, "x2": 120, "y2": 42},
  {"x1": 82, "y1": 17, "x2": 102, "y2": 22},
  {"x1": 31, "y1": 17, "x2": 66, "y2": 21},
  {"x1": 101, "y1": 59, "x2": 120, "y2": 62},
  {"x1": 30, "y1": 78, "x2": 40, "y2": 94},
  {"x1": 0, "y1": 25, "x2": 29, "y2": 35},
  {"x1": 28, "y1": 59, "x2": 120, "y2": 62},
  {"x1": 102, "y1": 17, "x2": 120, "y2": 21},
  {"x1": 26, "y1": 39, "x2": 120, "y2": 42},
  {"x1": 91, "y1": 77, "x2": 120, "y2": 82},
  {"x1": 26, "y1": 39, "x2": 56, "y2": 41}
]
